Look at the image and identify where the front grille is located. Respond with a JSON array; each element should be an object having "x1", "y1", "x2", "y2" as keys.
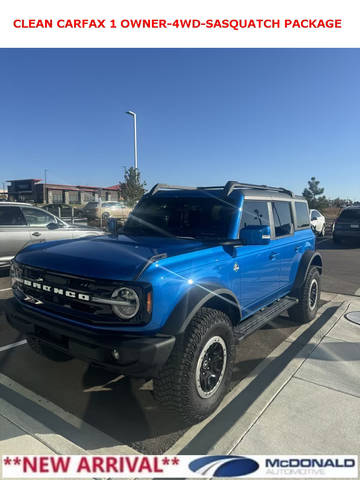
[{"x1": 13, "y1": 264, "x2": 149, "y2": 326}]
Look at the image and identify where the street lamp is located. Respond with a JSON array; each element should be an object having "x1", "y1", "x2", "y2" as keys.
[{"x1": 126, "y1": 110, "x2": 138, "y2": 170}]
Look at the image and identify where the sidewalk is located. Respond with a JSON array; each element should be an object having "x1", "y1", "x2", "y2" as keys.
[{"x1": 231, "y1": 296, "x2": 360, "y2": 456}]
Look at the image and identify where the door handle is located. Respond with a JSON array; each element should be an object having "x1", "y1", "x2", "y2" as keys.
[
  {"x1": 270, "y1": 252, "x2": 279, "y2": 260},
  {"x1": 295, "y1": 246, "x2": 301, "y2": 253},
  {"x1": 32, "y1": 232, "x2": 41, "y2": 237}
]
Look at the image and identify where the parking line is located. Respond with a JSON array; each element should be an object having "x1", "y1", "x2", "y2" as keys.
[
  {"x1": 0, "y1": 288, "x2": 11, "y2": 292},
  {"x1": 0, "y1": 340, "x2": 27, "y2": 353}
]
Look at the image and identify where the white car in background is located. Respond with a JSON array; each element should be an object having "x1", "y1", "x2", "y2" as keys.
[
  {"x1": 0, "y1": 202, "x2": 104, "y2": 267},
  {"x1": 310, "y1": 209, "x2": 326, "y2": 236}
]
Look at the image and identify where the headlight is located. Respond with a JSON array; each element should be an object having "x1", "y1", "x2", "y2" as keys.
[
  {"x1": 111, "y1": 287, "x2": 140, "y2": 319},
  {"x1": 10, "y1": 261, "x2": 17, "y2": 286}
]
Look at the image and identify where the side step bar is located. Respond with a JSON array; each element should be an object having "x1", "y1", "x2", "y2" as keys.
[{"x1": 234, "y1": 296, "x2": 299, "y2": 342}]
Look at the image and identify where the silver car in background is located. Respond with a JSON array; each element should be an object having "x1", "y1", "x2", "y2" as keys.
[{"x1": 0, "y1": 202, "x2": 104, "y2": 267}]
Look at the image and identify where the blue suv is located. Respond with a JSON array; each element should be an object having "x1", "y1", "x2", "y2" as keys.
[{"x1": 6, "y1": 182, "x2": 322, "y2": 423}]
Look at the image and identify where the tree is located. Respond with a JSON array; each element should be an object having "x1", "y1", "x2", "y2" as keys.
[
  {"x1": 120, "y1": 167, "x2": 146, "y2": 207},
  {"x1": 302, "y1": 177, "x2": 328, "y2": 209}
]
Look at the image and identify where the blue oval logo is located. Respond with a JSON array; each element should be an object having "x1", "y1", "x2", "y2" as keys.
[{"x1": 189, "y1": 455, "x2": 259, "y2": 477}]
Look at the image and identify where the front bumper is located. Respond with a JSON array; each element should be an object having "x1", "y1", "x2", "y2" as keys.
[{"x1": 5, "y1": 298, "x2": 175, "y2": 377}]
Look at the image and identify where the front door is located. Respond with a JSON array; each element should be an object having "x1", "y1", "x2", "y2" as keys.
[
  {"x1": 231, "y1": 199, "x2": 281, "y2": 318},
  {"x1": 21, "y1": 206, "x2": 73, "y2": 244}
]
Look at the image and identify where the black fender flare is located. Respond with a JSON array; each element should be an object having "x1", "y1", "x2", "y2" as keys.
[
  {"x1": 160, "y1": 283, "x2": 241, "y2": 338},
  {"x1": 291, "y1": 250, "x2": 323, "y2": 294}
]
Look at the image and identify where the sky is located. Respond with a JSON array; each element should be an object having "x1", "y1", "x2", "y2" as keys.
[{"x1": 0, "y1": 48, "x2": 359, "y2": 199}]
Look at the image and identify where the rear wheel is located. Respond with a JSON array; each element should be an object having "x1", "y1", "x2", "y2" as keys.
[
  {"x1": 26, "y1": 335, "x2": 73, "y2": 362},
  {"x1": 289, "y1": 267, "x2": 321, "y2": 323},
  {"x1": 154, "y1": 308, "x2": 234, "y2": 424}
]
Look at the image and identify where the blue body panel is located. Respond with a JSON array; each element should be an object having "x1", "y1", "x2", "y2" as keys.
[
  {"x1": 14, "y1": 189, "x2": 315, "y2": 335},
  {"x1": 15, "y1": 235, "x2": 209, "y2": 281}
]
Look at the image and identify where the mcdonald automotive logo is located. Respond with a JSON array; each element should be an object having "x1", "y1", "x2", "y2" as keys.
[{"x1": 188, "y1": 455, "x2": 259, "y2": 477}]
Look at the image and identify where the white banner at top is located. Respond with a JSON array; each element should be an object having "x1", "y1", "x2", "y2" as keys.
[{"x1": 0, "y1": 0, "x2": 359, "y2": 48}]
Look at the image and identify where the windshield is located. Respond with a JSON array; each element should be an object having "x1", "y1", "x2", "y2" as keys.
[
  {"x1": 338, "y1": 209, "x2": 360, "y2": 221},
  {"x1": 123, "y1": 195, "x2": 237, "y2": 239}
]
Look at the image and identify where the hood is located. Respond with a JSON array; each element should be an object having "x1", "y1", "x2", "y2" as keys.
[{"x1": 15, "y1": 235, "x2": 209, "y2": 281}]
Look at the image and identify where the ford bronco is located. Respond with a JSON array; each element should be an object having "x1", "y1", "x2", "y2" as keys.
[{"x1": 6, "y1": 182, "x2": 322, "y2": 423}]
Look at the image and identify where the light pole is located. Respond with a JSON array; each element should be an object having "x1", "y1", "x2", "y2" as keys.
[
  {"x1": 126, "y1": 111, "x2": 138, "y2": 170},
  {"x1": 43, "y1": 169, "x2": 48, "y2": 204}
]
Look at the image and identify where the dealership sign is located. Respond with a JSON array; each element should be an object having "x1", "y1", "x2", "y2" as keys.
[{"x1": 2, "y1": 455, "x2": 358, "y2": 478}]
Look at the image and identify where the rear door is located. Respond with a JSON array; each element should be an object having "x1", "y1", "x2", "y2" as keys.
[
  {"x1": 0, "y1": 206, "x2": 30, "y2": 263},
  {"x1": 271, "y1": 200, "x2": 297, "y2": 292}
]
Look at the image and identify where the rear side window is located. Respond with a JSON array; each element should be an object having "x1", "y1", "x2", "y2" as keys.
[
  {"x1": 240, "y1": 200, "x2": 270, "y2": 230},
  {"x1": 272, "y1": 201, "x2": 293, "y2": 237},
  {"x1": 295, "y1": 202, "x2": 310, "y2": 228},
  {"x1": 338, "y1": 209, "x2": 360, "y2": 221},
  {"x1": 0, "y1": 206, "x2": 26, "y2": 226}
]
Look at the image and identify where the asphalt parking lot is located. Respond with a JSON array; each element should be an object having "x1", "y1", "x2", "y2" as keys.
[
  {"x1": 317, "y1": 237, "x2": 360, "y2": 296},
  {"x1": 0, "y1": 236, "x2": 359, "y2": 454}
]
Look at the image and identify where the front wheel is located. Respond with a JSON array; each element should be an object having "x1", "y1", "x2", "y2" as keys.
[
  {"x1": 154, "y1": 308, "x2": 234, "y2": 424},
  {"x1": 289, "y1": 267, "x2": 321, "y2": 323}
]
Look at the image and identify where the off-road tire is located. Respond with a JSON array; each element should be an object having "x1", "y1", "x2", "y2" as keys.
[
  {"x1": 154, "y1": 308, "x2": 234, "y2": 425},
  {"x1": 26, "y1": 335, "x2": 73, "y2": 362},
  {"x1": 289, "y1": 266, "x2": 321, "y2": 323}
]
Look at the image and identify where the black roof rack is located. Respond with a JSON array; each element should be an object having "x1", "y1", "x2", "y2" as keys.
[
  {"x1": 223, "y1": 181, "x2": 294, "y2": 197},
  {"x1": 148, "y1": 184, "x2": 198, "y2": 196},
  {"x1": 148, "y1": 182, "x2": 294, "y2": 198}
]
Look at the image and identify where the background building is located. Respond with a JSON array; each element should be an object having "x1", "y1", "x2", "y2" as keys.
[{"x1": 6, "y1": 179, "x2": 122, "y2": 204}]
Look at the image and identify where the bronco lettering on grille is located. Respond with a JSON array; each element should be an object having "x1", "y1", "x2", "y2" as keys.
[{"x1": 16, "y1": 278, "x2": 91, "y2": 302}]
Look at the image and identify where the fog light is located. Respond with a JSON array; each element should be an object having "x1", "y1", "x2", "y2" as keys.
[{"x1": 112, "y1": 348, "x2": 120, "y2": 360}]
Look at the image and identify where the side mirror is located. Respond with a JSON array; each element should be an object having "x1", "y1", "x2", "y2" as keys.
[
  {"x1": 240, "y1": 225, "x2": 271, "y2": 245},
  {"x1": 47, "y1": 222, "x2": 59, "y2": 230}
]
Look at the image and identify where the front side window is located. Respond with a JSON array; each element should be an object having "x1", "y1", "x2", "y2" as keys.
[
  {"x1": 0, "y1": 206, "x2": 26, "y2": 226},
  {"x1": 22, "y1": 207, "x2": 55, "y2": 227},
  {"x1": 295, "y1": 202, "x2": 310, "y2": 228},
  {"x1": 240, "y1": 200, "x2": 270, "y2": 231},
  {"x1": 272, "y1": 201, "x2": 293, "y2": 237}
]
